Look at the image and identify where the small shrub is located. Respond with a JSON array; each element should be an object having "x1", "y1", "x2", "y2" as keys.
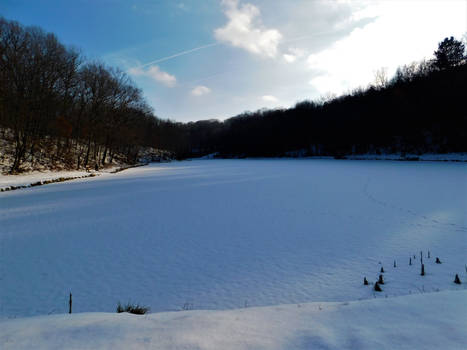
[
  {"x1": 182, "y1": 302, "x2": 194, "y2": 311},
  {"x1": 374, "y1": 282, "x2": 382, "y2": 292},
  {"x1": 116, "y1": 302, "x2": 150, "y2": 315}
]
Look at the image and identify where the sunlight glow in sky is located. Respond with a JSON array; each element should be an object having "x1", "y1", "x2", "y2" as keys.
[{"x1": 2, "y1": 0, "x2": 466, "y2": 121}]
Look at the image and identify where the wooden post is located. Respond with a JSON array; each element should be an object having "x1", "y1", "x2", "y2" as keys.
[{"x1": 69, "y1": 293, "x2": 72, "y2": 314}]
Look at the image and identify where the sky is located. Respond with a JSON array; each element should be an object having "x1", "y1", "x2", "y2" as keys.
[{"x1": 1, "y1": 0, "x2": 466, "y2": 122}]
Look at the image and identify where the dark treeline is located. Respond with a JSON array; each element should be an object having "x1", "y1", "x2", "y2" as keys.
[
  {"x1": 0, "y1": 18, "x2": 187, "y2": 173},
  {"x1": 1, "y1": 16, "x2": 466, "y2": 173},
  {"x1": 184, "y1": 36, "x2": 467, "y2": 158}
]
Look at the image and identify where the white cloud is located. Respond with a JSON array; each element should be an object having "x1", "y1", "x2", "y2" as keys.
[
  {"x1": 191, "y1": 85, "x2": 212, "y2": 96},
  {"x1": 128, "y1": 65, "x2": 177, "y2": 87},
  {"x1": 214, "y1": 0, "x2": 282, "y2": 58},
  {"x1": 262, "y1": 95, "x2": 279, "y2": 103},
  {"x1": 307, "y1": 0, "x2": 467, "y2": 96},
  {"x1": 283, "y1": 54, "x2": 297, "y2": 63},
  {"x1": 283, "y1": 47, "x2": 305, "y2": 63}
]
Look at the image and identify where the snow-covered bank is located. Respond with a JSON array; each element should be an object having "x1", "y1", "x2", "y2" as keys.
[
  {"x1": 0, "y1": 169, "x2": 95, "y2": 189},
  {"x1": 0, "y1": 164, "x2": 148, "y2": 191},
  {"x1": 1, "y1": 290, "x2": 466, "y2": 350},
  {"x1": 343, "y1": 152, "x2": 467, "y2": 162}
]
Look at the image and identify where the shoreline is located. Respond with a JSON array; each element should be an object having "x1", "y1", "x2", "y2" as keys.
[{"x1": 0, "y1": 163, "x2": 149, "y2": 192}]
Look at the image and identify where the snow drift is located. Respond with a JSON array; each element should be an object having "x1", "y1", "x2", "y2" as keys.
[{"x1": 1, "y1": 290, "x2": 466, "y2": 350}]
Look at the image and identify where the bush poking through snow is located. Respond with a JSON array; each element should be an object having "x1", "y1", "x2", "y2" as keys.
[
  {"x1": 378, "y1": 274, "x2": 384, "y2": 284},
  {"x1": 116, "y1": 302, "x2": 150, "y2": 315},
  {"x1": 364, "y1": 277, "x2": 369, "y2": 285},
  {"x1": 454, "y1": 274, "x2": 461, "y2": 284},
  {"x1": 421, "y1": 264, "x2": 425, "y2": 276},
  {"x1": 374, "y1": 282, "x2": 382, "y2": 292},
  {"x1": 380, "y1": 267, "x2": 384, "y2": 273},
  {"x1": 435, "y1": 257, "x2": 442, "y2": 264},
  {"x1": 409, "y1": 257, "x2": 412, "y2": 265}
]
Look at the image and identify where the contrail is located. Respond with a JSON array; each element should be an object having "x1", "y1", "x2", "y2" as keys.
[{"x1": 139, "y1": 43, "x2": 219, "y2": 68}]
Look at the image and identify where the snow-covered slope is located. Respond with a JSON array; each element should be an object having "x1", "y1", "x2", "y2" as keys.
[{"x1": 1, "y1": 290, "x2": 466, "y2": 350}]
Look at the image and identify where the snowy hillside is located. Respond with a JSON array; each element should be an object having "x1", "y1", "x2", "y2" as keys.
[{"x1": 1, "y1": 290, "x2": 466, "y2": 350}]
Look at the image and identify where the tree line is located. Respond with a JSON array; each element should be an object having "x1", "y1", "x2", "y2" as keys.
[
  {"x1": 0, "y1": 17, "x2": 187, "y2": 173},
  {"x1": 183, "y1": 36, "x2": 467, "y2": 158},
  {"x1": 1, "y1": 16, "x2": 465, "y2": 173}
]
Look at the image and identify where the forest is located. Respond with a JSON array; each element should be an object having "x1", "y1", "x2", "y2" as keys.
[
  {"x1": 185, "y1": 36, "x2": 467, "y2": 158},
  {"x1": 1, "y1": 17, "x2": 466, "y2": 173},
  {"x1": 0, "y1": 17, "x2": 188, "y2": 173}
]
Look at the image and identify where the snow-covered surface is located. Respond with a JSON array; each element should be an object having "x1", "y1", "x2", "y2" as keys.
[
  {"x1": 0, "y1": 170, "x2": 96, "y2": 189},
  {"x1": 345, "y1": 152, "x2": 467, "y2": 161},
  {"x1": 1, "y1": 290, "x2": 466, "y2": 350},
  {"x1": 1, "y1": 159, "x2": 466, "y2": 348},
  {"x1": 1, "y1": 159, "x2": 465, "y2": 318},
  {"x1": 0, "y1": 165, "x2": 129, "y2": 190}
]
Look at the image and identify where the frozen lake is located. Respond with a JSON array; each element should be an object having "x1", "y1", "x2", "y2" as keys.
[{"x1": 1, "y1": 159, "x2": 466, "y2": 317}]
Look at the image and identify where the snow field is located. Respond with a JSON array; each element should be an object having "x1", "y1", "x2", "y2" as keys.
[{"x1": 0, "y1": 159, "x2": 466, "y2": 318}]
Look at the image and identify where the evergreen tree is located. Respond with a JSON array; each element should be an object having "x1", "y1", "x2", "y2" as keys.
[{"x1": 434, "y1": 36, "x2": 466, "y2": 69}]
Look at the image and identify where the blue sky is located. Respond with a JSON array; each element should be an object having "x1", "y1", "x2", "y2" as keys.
[{"x1": 2, "y1": 0, "x2": 466, "y2": 122}]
